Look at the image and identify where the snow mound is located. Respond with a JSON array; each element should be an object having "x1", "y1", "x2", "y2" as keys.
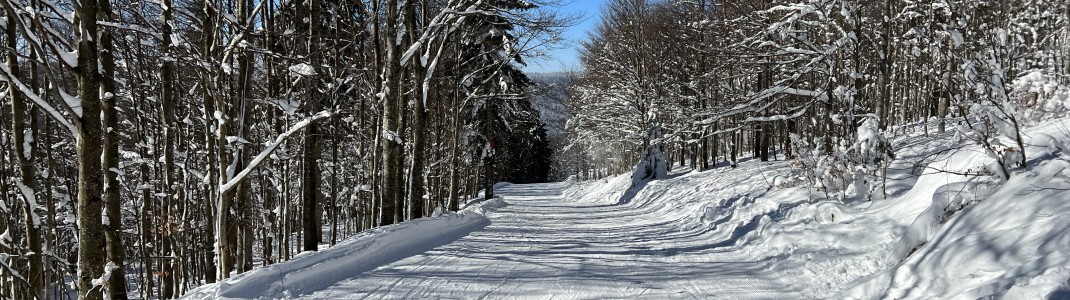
[
  {"x1": 555, "y1": 118, "x2": 1070, "y2": 299},
  {"x1": 845, "y1": 123, "x2": 1070, "y2": 299},
  {"x1": 182, "y1": 198, "x2": 504, "y2": 300}
]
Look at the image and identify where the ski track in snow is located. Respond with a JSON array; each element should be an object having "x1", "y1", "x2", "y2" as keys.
[{"x1": 306, "y1": 167, "x2": 802, "y2": 299}]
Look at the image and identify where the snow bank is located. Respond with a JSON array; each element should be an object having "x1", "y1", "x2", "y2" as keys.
[
  {"x1": 845, "y1": 123, "x2": 1070, "y2": 299},
  {"x1": 182, "y1": 198, "x2": 504, "y2": 300},
  {"x1": 556, "y1": 118, "x2": 1070, "y2": 299},
  {"x1": 564, "y1": 160, "x2": 812, "y2": 259},
  {"x1": 561, "y1": 174, "x2": 631, "y2": 206}
]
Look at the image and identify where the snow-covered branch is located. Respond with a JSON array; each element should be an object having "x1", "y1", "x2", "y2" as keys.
[
  {"x1": 0, "y1": 65, "x2": 78, "y2": 137},
  {"x1": 219, "y1": 110, "x2": 333, "y2": 194}
]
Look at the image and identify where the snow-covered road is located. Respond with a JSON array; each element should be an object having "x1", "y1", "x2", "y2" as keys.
[{"x1": 304, "y1": 182, "x2": 799, "y2": 299}]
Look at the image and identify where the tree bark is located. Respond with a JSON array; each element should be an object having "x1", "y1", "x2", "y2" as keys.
[
  {"x1": 75, "y1": 0, "x2": 108, "y2": 296},
  {"x1": 380, "y1": 0, "x2": 404, "y2": 225},
  {"x1": 199, "y1": 0, "x2": 220, "y2": 282},
  {"x1": 447, "y1": 49, "x2": 462, "y2": 212},
  {"x1": 406, "y1": 0, "x2": 428, "y2": 219},
  {"x1": 482, "y1": 104, "x2": 495, "y2": 200},
  {"x1": 6, "y1": 7, "x2": 43, "y2": 297},
  {"x1": 99, "y1": 2, "x2": 129, "y2": 296},
  {"x1": 299, "y1": 0, "x2": 322, "y2": 251},
  {"x1": 302, "y1": 122, "x2": 320, "y2": 251},
  {"x1": 877, "y1": 0, "x2": 892, "y2": 130},
  {"x1": 330, "y1": 116, "x2": 340, "y2": 246},
  {"x1": 158, "y1": 0, "x2": 177, "y2": 295},
  {"x1": 235, "y1": 0, "x2": 256, "y2": 273}
]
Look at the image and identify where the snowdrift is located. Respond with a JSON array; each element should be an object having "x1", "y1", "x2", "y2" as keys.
[
  {"x1": 558, "y1": 119, "x2": 1070, "y2": 299},
  {"x1": 843, "y1": 122, "x2": 1070, "y2": 299},
  {"x1": 182, "y1": 198, "x2": 505, "y2": 299}
]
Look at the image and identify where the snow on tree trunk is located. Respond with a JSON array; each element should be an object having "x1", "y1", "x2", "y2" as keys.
[
  {"x1": 632, "y1": 127, "x2": 668, "y2": 186},
  {"x1": 631, "y1": 144, "x2": 669, "y2": 185}
]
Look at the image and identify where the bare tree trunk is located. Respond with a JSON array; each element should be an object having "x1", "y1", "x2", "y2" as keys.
[
  {"x1": 729, "y1": 129, "x2": 738, "y2": 167},
  {"x1": 938, "y1": 40, "x2": 953, "y2": 134},
  {"x1": 158, "y1": 0, "x2": 177, "y2": 295},
  {"x1": 75, "y1": 0, "x2": 108, "y2": 295},
  {"x1": 760, "y1": 122, "x2": 771, "y2": 161},
  {"x1": 482, "y1": 106, "x2": 494, "y2": 200},
  {"x1": 330, "y1": 116, "x2": 340, "y2": 246},
  {"x1": 199, "y1": 0, "x2": 220, "y2": 282},
  {"x1": 1065, "y1": 0, "x2": 1070, "y2": 83},
  {"x1": 215, "y1": 87, "x2": 237, "y2": 277},
  {"x1": 43, "y1": 117, "x2": 59, "y2": 300},
  {"x1": 299, "y1": 0, "x2": 322, "y2": 251},
  {"x1": 5, "y1": 7, "x2": 43, "y2": 298},
  {"x1": 261, "y1": 0, "x2": 280, "y2": 265},
  {"x1": 447, "y1": 49, "x2": 462, "y2": 212},
  {"x1": 136, "y1": 150, "x2": 153, "y2": 300},
  {"x1": 406, "y1": 0, "x2": 428, "y2": 219},
  {"x1": 280, "y1": 157, "x2": 290, "y2": 260},
  {"x1": 99, "y1": 4, "x2": 129, "y2": 296},
  {"x1": 302, "y1": 122, "x2": 320, "y2": 251},
  {"x1": 877, "y1": 0, "x2": 892, "y2": 129},
  {"x1": 380, "y1": 0, "x2": 404, "y2": 225},
  {"x1": 234, "y1": 0, "x2": 256, "y2": 273}
]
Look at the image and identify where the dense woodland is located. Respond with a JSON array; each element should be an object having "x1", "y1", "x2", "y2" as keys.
[
  {"x1": 0, "y1": 0, "x2": 565, "y2": 299},
  {"x1": 563, "y1": 0, "x2": 1069, "y2": 197},
  {"x1": 0, "y1": 0, "x2": 1068, "y2": 299}
]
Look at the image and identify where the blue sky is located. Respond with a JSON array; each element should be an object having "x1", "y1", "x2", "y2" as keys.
[{"x1": 523, "y1": 0, "x2": 606, "y2": 74}]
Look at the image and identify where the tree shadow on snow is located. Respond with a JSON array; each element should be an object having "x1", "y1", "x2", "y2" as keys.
[
  {"x1": 1050, "y1": 289, "x2": 1070, "y2": 300},
  {"x1": 616, "y1": 166, "x2": 697, "y2": 206},
  {"x1": 617, "y1": 179, "x2": 649, "y2": 205}
]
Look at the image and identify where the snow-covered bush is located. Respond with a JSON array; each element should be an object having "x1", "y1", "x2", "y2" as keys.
[
  {"x1": 1012, "y1": 70, "x2": 1070, "y2": 122},
  {"x1": 631, "y1": 144, "x2": 668, "y2": 186},
  {"x1": 815, "y1": 152, "x2": 847, "y2": 200},
  {"x1": 954, "y1": 60, "x2": 1031, "y2": 180},
  {"x1": 790, "y1": 116, "x2": 893, "y2": 202},
  {"x1": 787, "y1": 133, "x2": 823, "y2": 192},
  {"x1": 850, "y1": 117, "x2": 894, "y2": 200}
]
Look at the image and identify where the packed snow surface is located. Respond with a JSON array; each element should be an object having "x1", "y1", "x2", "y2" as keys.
[{"x1": 185, "y1": 120, "x2": 1070, "y2": 299}]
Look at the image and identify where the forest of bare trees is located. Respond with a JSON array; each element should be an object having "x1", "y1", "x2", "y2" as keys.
[
  {"x1": 563, "y1": 0, "x2": 1069, "y2": 199},
  {"x1": 2, "y1": 0, "x2": 1069, "y2": 298},
  {"x1": 0, "y1": 0, "x2": 567, "y2": 299}
]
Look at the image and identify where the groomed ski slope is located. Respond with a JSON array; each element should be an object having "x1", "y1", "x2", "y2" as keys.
[{"x1": 185, "y1": 120, "x2": 1070, "y2": 299}]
